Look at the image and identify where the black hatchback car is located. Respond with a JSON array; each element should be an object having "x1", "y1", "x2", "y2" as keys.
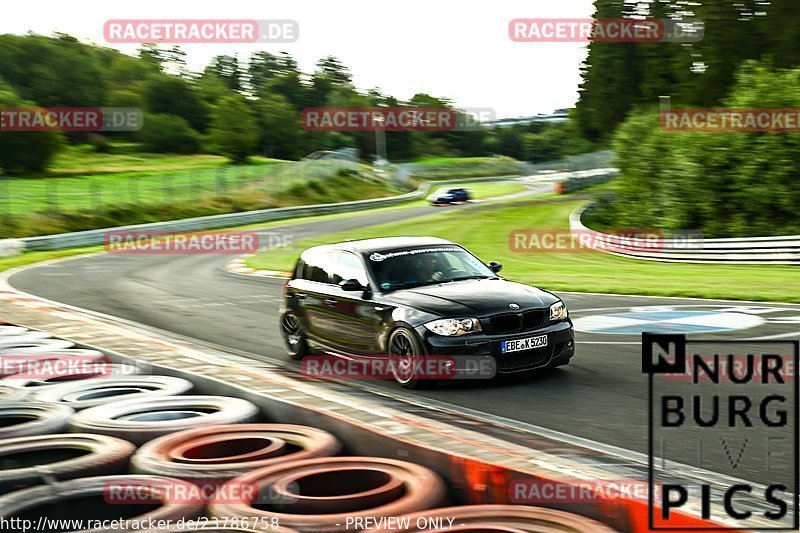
[{"x1": 280, "y1": 237, "x2": 574, "y2": 388}]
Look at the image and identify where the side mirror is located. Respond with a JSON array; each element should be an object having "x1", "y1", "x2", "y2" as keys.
[
  {"x1": 340, "y1": 279, "x2": 366, "y2": 291},
  {"x1": 487, "y1": 261, "x2": 503, "y2": 273}
]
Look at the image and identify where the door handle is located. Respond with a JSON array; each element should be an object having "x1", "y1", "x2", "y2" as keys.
[
  {"x1": 323, "y1": 298, "x2": 338, "y2": 306},
  {"x1": 295, "y1": 293, "x2": 307, "y2": 300}
]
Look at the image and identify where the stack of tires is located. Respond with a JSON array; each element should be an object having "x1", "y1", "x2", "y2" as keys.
[{"x1": 0, "y1": 324, "x2": 617, "y2": 532}]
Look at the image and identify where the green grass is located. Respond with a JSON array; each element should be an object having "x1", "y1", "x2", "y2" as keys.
[
  {"x1": 1, "y1": 150, "x2": 353, "y2": 216},
  {"x1": 0, "y1": 247, "x2": 101, "y2": 273},
  {"x1": 246, "y1": 197, "x2": 800, "y2": 303},
  {"x1": 43, "y1": 147, "x2": 283, "y2": 176}
]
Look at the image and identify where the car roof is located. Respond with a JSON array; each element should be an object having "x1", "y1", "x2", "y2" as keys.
[{"x1": 306, "y1": 236, "x2": 457, "y2": 255}]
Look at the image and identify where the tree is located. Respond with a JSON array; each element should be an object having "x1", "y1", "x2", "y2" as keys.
[
  {"x1": 207, "y1": 95, "x2": 257, "y2": 162},
  {"x1": 136, "y1": 114, "x2": 200, "y2": 154},
  {"x1": 137, "y1": 44, "x2": 189, "y2": 77},
  {"x1": 145, "y1": 76, "x2": 209, "y2": 132},
  {"x1": 204, "y1": 55, "x2": 242, "y2": 92},
  {"x1": 0, "y1": 78, "x2": 63, "y2": 174},
  {"x1": 251, "y1": 94, "x2": 303, "y2": 159},
  {"x1": 265, "y1": 71, "x2": 307, "y2": 111},
  {"x1": 496, "y1": 126, "x2": 526, "y2": 159},
  {"x1": 315, "y1": 56, "x2": 352, "y2": 86},
  {"x1": 574, "y1": 0, "x2": 640, "y2": 141},
  {"x1": 247, "y1": 51, "x2": 298, "y2": 95},
  {"x1": 0, "y1": 34, "x2": 107, "y2": 107}
]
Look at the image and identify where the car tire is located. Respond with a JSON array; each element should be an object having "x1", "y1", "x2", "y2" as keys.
[
  {"x1": 281, "y1": 313, "x2": 308, "y2": 360},
  {"x1": 0, "y1": 384, "x2": 27, "y2": 401},
  {"x1": 0, "y1": 402, "x2": 74, "y2": 439},
  {"x1": 0, "y1": 326, "x2": 30, "y2": 337},
  {"x1": 208, "y1": 457, "x2": 447, "y2": 532},
  {"x1": 0, "y1": 434, "x2": 136, "y2": 494},
  {"x1": 387, "y1": 327, "x2": 427, "y2": 389},
  {"x1": 0, "y1": 331, "x2": 52, "y2": 345},
  {"x1": 0, "y1": 338, "x2": 75, "y2": 355},
  {"x1": 0, "y1": 475, "x2": 204, "y2": 532},
  {"x1": 30, "y1": 375, "x2": 193, "y2": 410},
  {"x1": 69, "y1": 395, "x2": 260, "y2": 445},
  {"x1": 131, "y1": 423, "x2": 341, "y2": 482}
]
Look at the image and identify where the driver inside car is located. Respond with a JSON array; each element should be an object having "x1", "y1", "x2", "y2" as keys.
[
  {"x1": 381, "y1": 254, "x2": 447, "y2": 287},
  {"x1": 413, "y1": 255, "x2": 445, "y2": 282}
]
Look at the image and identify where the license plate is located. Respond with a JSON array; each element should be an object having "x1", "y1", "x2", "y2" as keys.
[{"x1": 501, "y1": 335, "x2": 548, "y2": 353}]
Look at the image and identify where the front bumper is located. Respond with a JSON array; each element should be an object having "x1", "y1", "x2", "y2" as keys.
[{"x1": 416, "y1": 319, "x2": 574, "y2": 374}]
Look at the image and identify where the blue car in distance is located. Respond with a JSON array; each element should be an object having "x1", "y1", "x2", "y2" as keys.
[{"x1": 429, "y1": 187, "x2": 472, "y2": 205}]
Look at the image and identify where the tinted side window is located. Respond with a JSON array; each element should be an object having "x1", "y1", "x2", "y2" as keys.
[
  {"x1": 332, "y1": 252, "x2": 368, "y2": 286},
  {"x1": 293, "y1": 259, "x2": 306, "y2": 279},
  {"x1": 301, "y1": 250, "x2": 334, "y2": 284}
]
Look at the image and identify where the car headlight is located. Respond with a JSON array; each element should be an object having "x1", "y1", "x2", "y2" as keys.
[
  {"x1": 550, "y1": 301, "x2": 568, "y2": 321},
  {"x1": 423, "y1": 317, "x2": 482, "y2": 336}
]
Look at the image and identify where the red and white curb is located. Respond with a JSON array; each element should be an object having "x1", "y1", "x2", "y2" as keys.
[{"x1": 225, "y1": 254, "x2": 290, "y2": 279}]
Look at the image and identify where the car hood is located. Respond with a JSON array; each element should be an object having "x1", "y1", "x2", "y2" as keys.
[{"x1": 383, "y1": 278, "x2": 559, "y2": 316}]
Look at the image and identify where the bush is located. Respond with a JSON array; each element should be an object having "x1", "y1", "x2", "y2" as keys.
[
  {"x1": 136, "y1": 113, "x2": 201, "y2": 154},
  {"x1": 0, "y1": 78, "x2": 63, "y2": 174},
  {"x1": 592, "y1": 60, "x2": 800, "y2": 237}
]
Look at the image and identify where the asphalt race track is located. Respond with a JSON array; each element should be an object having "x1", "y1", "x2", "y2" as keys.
[{"x1": 9, "y1": 188, "x2": 799, "y2": 486}]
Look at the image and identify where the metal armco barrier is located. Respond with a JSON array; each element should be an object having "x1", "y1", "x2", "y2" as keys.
[
  {"x1": 561, "y1": 169, "x2": 618, "y2": 192},
  {"x1": 571, "y1": 206, "x2": 800, "y2": 264}
]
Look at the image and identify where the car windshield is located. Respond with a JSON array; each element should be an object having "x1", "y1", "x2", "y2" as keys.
[{"x1": 368, "y1": 247, "x2": 497, "y2": 291}]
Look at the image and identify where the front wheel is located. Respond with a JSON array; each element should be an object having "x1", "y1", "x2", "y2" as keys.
[
  {"x1": 388, "y1": 327, "x2": 427, "y2": 389},
  {"x1": 281, "y1": 313, "x2": 308, "y2": 360}
]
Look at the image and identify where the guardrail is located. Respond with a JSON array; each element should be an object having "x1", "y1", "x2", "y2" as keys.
[
  {"x1": 570, "y1": 206, "x2": 800, "y2": 265},
  {"x1": 12, "y1": 175, "x2": 520, "y2": 252}
]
